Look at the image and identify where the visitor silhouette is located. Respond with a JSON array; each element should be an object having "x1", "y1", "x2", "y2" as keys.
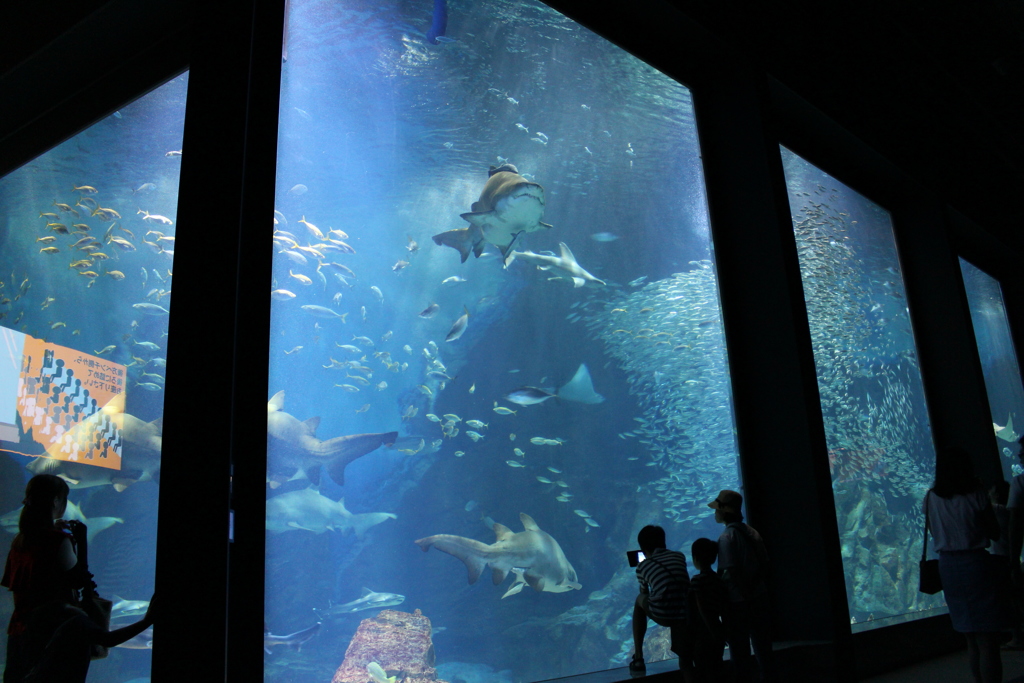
[
  {"x1": 2, "y1": 474, "x2": 155, "y2": 682},
  {"x1": 927, "y1": 447, "x2": 1012, "y2": 683},
  {"x1": 630, "y1": 524, "x2": 694, "y2": 680},
  {"x1": 710, "y1": 489, "x2": 776, "y2": 683}
]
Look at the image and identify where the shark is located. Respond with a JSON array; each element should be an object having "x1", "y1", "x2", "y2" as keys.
[
  {"x1": 503, "y1": 242, "x2": 605, "y2": 288},
  {"x1": 415, "y1": 512, "x2": 581, "y2": 594},
  {"x1": 110, "y1": 596, "x2": 150, "y2": 620},
  {"x1": 2, "y1": 500, "x2": 123, "y2": 544},
  {"x1": 504, "y1": 363, "x2": 604, "y2": 406},
  {"x1": 265, "y1": 488, "x2": 396, "y2": 536},
  {"x1": 26, "y1": 392, "x2": 162, "y2": 491},
  {"x1": 313, "y1": 588, "x2": 405, "y2": 620},
  {"x1": 267, "y1": 390, "x2": 397, "y2": 486},
  {"x1": 264, "y1": 622, "x2": 321, "y2": 654},
  {"x1": 432, "y1": 164, "x2": 552, "y2": 262},
  {"x1": 115, "y1": 627, "x2": 153, "y2": 650}
]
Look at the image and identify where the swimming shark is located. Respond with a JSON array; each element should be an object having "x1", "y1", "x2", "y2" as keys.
[
  {"x1": 110, "y1": 596, "x2": 150, "y2": 620},
  {"x1": 115, "y1": 627, "x2": 153, "y2": 650},
  {"x1": 415, "y1": 512, "x2": 581, "y2": 594},
  {"x1": 265, "y1": 488, "x2": 396, "y2": 536},
  {"x1": 264, "y1": 622, "x2": 321, "y2": 654},
  {"x1": 313, "y1": 588, "x2": 405, "y2": 620},
  {"x1": 432, "y1": 164, "x2": 552, "y2": 262},
  {"x1": 25, "y1": 392, "x2": 162, "y2": 491},
  {"x1": 503, "y1": 242, "x2": 605, "y2": 288},
  {"x1": 267, "y1": 390, "x2": 397, "y2": 486},
  {"x1": 1, "y1": 500, "x2": 123, "y2": 544}
]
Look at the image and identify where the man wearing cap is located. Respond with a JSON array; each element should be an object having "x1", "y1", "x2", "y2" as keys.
[{"x1": 710, "y1": 490, "x2": 776, "y2": 683}]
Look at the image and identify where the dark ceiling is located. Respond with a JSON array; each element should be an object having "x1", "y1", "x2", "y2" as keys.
[
  {"x1": 674, "y1": 0, "x2": 1024, "y2": 256},
  {"x1": 3, "y1": 0, "x2": 1022, "y2": 255}
]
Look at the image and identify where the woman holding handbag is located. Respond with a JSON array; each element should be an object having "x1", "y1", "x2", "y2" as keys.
[
  {"x1": 926, "y1": 447, "x2": 1012, "y2": 683},
  {"x1": 2, "y1": 474, "x2": 155, "y2": 683}
]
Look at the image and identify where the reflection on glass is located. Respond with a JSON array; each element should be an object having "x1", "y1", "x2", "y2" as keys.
[
  {"x1": 959, "y1": 259, "x2": 1024, "y2": 479},
  {"x1": 781, "y1": 147, "x2": 944, "y2": 632},
  {"x1": 0, "y1": 74, "x2": 187, "y2": 680},
  {"x1": 265, "y1": 1, "x2": 739, "y2": 680}
]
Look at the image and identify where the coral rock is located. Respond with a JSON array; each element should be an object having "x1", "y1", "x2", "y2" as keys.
[{"x1": 332, "y1": 609, "x2": 448, "y2": 683}]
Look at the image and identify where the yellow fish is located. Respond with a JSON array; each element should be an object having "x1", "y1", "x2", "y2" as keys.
[
  {"x1": 289, "y1": 270, "x2": 312, "y2": 285},
  {"x1": 38, "y1": 247, "x2": 60, "y2": 255}
]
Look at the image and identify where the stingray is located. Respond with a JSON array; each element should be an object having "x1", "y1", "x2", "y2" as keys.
[
  {"x1": 433, "y1": 164, "x2": 552, "y2": 262},
  {"x1": 505, "y1": 363, "x2": 605, "y2": 406},
  {"x1": 267, "y1": 390, "x2": 397, "y2": 487}
]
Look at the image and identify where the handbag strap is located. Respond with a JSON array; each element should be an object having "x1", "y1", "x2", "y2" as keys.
[{"x1": 921, "y1": 491, "x2": 931, "y2": 562}]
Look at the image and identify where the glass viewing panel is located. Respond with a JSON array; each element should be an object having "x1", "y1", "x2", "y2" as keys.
[
  {"x1": 265, "y1": 1, "x2": 740, "y2": 680},
  {"x1": 0, "y1": 75, "x2": 186, "y2": 679},
  {"x1": 781, "y1": 147, "x2": 943, "y2": 631},
  {"x1": 959, "y1": 258, "x2": 1024, "y2": 480}
]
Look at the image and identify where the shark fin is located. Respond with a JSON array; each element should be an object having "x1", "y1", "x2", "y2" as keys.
[
  {"x1": 360, "y1": 588, "x2": 373, "y2": 597},
  {"x1": 492, "y1": 567, "x2": 509, "y2": 585},
  {"x1": 306, "y1": 464, "x2": 323, "y2": 488},
  {"x1": 303, "y1": 416, "x2": 321, "y2": 435},
  {"x1": 557, "y1": 242, "x2": 576, "y2": 263},
  {"x1": 557, "y1": 363, "x2": 605, "y2": 404},
  {"x1": 151, "y1": 417, "x2": 163, "y2": 434},
  {"x1": 432, "y1": 227, "x2": 480, "y2": 263},
  {"x1": 111, "y1": 479, "x2": 135, "y2": 493},
  {"x1": 269, "y1": 391, "x2": 285, "y2": 411},
  {"x1": 540, "y1": 221, "x2": 553, "y2": 229},
  {"x1": 493, "y1": 522, "x2": 515, "y2": 541},
  {"x1": 571, "y1": 277, "x2": 586, "y2": 288},
  {"x1": 287, "y1": 522, "x2": 315, "y2": 532},
  {"x1": 523, "y1": 570, "x2": 545, "y2": 592},
  {"x1": 520, "y1": 513, "x2": 540, "y2": 532},
  {"x1": 472, "y1": 240, "x2": 485, "y2": 258},
  {"x1": 414, "y1": 534, "x2": 491, "y2": 584},
  {"x1": 501, "y1": 581, "x2": 526, "y2": 599}
]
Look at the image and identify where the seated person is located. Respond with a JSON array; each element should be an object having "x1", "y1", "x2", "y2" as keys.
[{"x1": 630, "y1": 525, "x2": 692, "y2": 678}]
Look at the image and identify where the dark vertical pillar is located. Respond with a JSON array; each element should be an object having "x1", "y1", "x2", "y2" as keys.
[
  {"x1": 893, "y1": 202, "x2": 998, "y2": 480},
  {"x1": 153, "y1": 0, "x2": 281, "y2": 680},
  {"x1": 694, "y1": 68, "x2": 852, "y2": 678}
]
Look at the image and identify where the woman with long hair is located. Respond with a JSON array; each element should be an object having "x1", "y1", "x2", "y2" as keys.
[
  {"x1": 2, "y1": 474, "x2": 154, "y2": 682},
  {"x1": 926, "y1": 447, "x2": 1012, "y2": 683}
]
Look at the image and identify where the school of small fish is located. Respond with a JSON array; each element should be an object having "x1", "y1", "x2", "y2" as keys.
[{"x1": 4, "y1": 182, "x2": 174, "y2": 393}]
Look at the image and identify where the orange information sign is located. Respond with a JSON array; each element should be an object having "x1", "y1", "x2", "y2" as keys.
[{"x1": 16, "y1": 335, "x2": 126, "y2": 470}]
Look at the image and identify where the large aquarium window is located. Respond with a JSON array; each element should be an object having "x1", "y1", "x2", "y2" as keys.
[
  {"x1": 959, "y1": 259, "x2": 1024, "y2": 480},
  {"x1": 0, "y1": 75, "x2": 186, "y2": 679},
  {"x1": 781, "y1": 148, "x2": 943, "y2": 632},
  {"x1": 264, "y1": 1, "x2": 740, "y2": 681}
]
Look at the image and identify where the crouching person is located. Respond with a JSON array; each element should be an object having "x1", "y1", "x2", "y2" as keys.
[{"x1": 630, "y1": 525, "x2": 694, "y2": 681}]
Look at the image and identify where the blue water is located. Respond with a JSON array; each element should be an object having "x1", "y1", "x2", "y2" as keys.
[
  {"x1": 265, "y1": 1, "x2": 739, "y2": 681},
  {"x1": 0, "y1": 74, "x2": 187, "y2": 682},
  {"x1": 782, "y1": 148, "x2": 945, "y2": 631}
]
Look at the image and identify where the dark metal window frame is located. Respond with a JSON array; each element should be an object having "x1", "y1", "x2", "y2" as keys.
[{"x1": 2, "y1": 1, "x2": 1019, "y2": 681}]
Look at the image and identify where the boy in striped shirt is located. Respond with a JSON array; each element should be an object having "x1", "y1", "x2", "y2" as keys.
[{"x1": 630, "y1": 525, "x2": 693, "y2": 678}]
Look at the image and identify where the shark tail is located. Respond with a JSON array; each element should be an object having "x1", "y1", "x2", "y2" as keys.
[
  {"x1": 314, "y1": 431, "x2": 399, "y2": 485},
  {"x1": 414, "y1": 534, "x2": 492, "y2": 584},
  {"x1": 432, "y1": 227, "x2": 483, "y2": 263}
]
